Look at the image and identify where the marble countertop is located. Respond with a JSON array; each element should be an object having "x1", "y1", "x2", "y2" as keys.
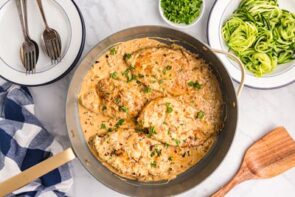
[{"x1": 29, "y1": 0, "x2": 295, "y2": 196}]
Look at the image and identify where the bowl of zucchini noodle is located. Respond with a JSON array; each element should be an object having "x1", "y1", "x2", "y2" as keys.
[{"x1": 208, "y1": 0, "x2": 295, "y2": 89}]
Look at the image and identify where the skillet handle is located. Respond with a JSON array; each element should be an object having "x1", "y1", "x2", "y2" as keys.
[
  {"x1": 211, "y1": 49, "x2": 245, "y2": 98},
  {"x1": 0, "y1": 148, "x2": 76, "y2": 196}
]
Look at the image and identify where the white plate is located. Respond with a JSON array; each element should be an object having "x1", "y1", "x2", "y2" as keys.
[
  {"x1": 0, "y1": 0, "x2": 85, "y2": 86},
  {"x1": 208, "y1": 0, "x2": 295, "y2": 89}
]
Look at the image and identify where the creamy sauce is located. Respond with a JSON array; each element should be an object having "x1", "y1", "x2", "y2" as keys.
[{"x1": 78, "y1": 38, "x2": 223, "y2": 182}]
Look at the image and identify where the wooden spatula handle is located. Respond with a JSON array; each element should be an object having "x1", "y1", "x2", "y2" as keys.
[{"x1": 212, "y1": 162, "x2": 255, "y2": 197}]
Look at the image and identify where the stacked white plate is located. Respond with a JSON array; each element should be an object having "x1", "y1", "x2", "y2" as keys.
[
  {"x1": 208, "y1": 0, "x2": 295, "y2": 89},
  {"x1": 0, "y1": 0, "x2": 85, "y2": 86}
]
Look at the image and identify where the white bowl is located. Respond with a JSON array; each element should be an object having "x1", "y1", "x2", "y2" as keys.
[
  {"x1": 208, "y1": 0, "x2": 295, "y2": 89},
  {"x1": 159, "y1": 0, "x2": 205, "y2": 28}
]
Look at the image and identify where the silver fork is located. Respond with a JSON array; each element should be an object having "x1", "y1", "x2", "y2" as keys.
[
  {"x1": 36, "y1": 0, "x2": 62, "y2": 64},
  {"x1": 16, "y1": 0, "x2": 39, "y2": 74}
]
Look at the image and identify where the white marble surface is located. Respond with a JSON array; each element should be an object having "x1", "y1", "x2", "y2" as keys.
[{"x1": 29, "y1": 0, "x2": 295, "y2": 196}]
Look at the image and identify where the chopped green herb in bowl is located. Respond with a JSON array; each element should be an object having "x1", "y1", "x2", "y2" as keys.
[{"x1": 159, "y1": 0, "x2": 204, "y2": 28}]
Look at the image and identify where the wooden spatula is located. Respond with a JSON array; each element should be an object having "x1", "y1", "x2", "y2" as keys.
[{"x1": 212, "y1": 127, "x2": 295, "y2": 197}]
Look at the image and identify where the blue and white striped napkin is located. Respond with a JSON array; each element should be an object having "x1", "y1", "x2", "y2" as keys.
[{"x1": 0, "y1": 79, "x2": 72, "y2": 197}]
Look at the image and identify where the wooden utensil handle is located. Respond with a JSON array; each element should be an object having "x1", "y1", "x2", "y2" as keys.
[
  {"x1": 0, "y1": 148, "x2": 76, "y2": 196},
  {"x1": 212, "y1": 162, "x2": 254, "y2": 197}
]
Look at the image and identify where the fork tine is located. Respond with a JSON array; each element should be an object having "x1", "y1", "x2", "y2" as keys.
[
  {"x1": 31, "y1": 50, "x2": 35, "y2": 74},
  {"x1": 34, "y1": 50, "x2": 37, "y2": 73},
  {"x1": 30, "y1": 50, "x2": 34, "y2": 74},
  {"x1": 46, "y1": 41, "x2": 52, "y2": 62},
  {"x1": 26, "y1": 52, "x2": 30, "y2": 74},
  {"x1": 24, "y1": 52, "x2": 28, "y2": 75},
  {"x1": 46, "y1": 39, "x2": 54, "y2": 64},
  {"x1": 55, "y1": 38, "x2": 61, "y2": 61},
  {"x1": 28, "y1": 51, "x2": 32, "y2": 74},
  {"x1": 51, "y1": 39, "x2": 58, "y2": 61},
  {"x1": 54, "y1": 39, "x2": 60, "y2": 62},
  {"x1": 52, "y1": 39, "x2": 58, "y2": 63}
]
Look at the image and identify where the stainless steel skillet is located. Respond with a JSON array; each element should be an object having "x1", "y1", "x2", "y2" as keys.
[{"x1": 0, "y1": 26, "x2": 245, "y2": 196}]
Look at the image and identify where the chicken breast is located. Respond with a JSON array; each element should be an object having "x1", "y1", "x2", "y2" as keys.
[
  {"x1": 89, "y1": 128, "x2": 215, "y2": 181},
  {"x1": 96, "y1": 78, "x2": 163, "y2": 119},
  {"x1": 137, "y1": 97, "x2": 210, "y2": 147},
  {"x1": 126, "y1": 46, "x2": 192, "y2": 96}
]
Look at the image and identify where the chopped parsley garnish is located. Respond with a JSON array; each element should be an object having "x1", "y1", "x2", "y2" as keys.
[
  {"x1": 173, "y1": 138, "x2": 180, "y2": 146},
  {"x1": 150, "y1": 148, "x2": 161, "y2": 157},
  {"x1": 143, "y1": 86, "x2": 152, "y2": 93},
  {"x1": 107, "y1": 128, "x2": 113, "y2": 132},
  {"x1": 147, "y1": 126, "x2": 157, "y2": 138},
  {"x1": 166, "y1": 65, "x2": 172, "y2": 70},
  {"x1": 122, "y1": 66, "x2": 136, "y2": 82},
  {"x1": 127, "y1": 74, "x2": 137, "y2": 82},
  {"x1": 138, "y1": 74, "x2": 145, "y2": 78},
  {"x1": 102, "y1": 105, "x2": 107, "y2": 111},
  {"x1": 123, "y1": 65, "x2": 134, "y2": 75},
  {"x1": 123, "y1": 53, "x2": 132, "y2": 61},
  {"x1": 160, "y1": 0, "x2": 203, "y2": 25},
  {"x1": 114, "y1": 98, "x2": 121, "y2": 104},
  {"x1": 115, "y1": 119, "x2": 125, "y2": 128},
  {"x1": 110, "y1": 72, "x2": 118, "y2": 79},
  {"x1": 150, "y1": 151, "x2": 156, "y2": 157},
  {"x1": 119, "y1": 106, "x2": 128, "y2": 113},
  {"x1": 166, "y1": 102, "x2": 173, "y2": 113},
  {"x1": 168, "y1": 156, "x2": 173, "y2": 161},
  {"x1": 135, "y1": 128, "x2": 144, "y2": 133},
  {"x1": 164, "y1": 143, "x2": 169, "y2": 148},
  {"x1": 163, "y1": 65, "x2": 172, "y2": 74},
  {"x1": 196, "y1": 111, "x2": 205, "y2": 119},
  {"x1": 150, "y1": 161, "x2": 157, "y2": 168},
  {"x1": 109, "y1": 47, "x2": 117, "y2": 55},
  {"x1": 188, "y1": 80, "x2": 202, "y2": 89},
  {"x1": 155, "y1": 148, "x2": 162, "y2": 156},
  {"x1": 100, "y1": 123, "x2": 107, "y2": 129}
]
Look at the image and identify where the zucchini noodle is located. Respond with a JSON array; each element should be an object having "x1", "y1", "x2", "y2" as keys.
[{"x1": 222, "y1": 0, "x2": 295, "y2": 77}]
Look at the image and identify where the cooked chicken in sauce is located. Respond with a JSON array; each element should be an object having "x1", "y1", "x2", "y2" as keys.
[{"x1": 79, "y1": 38, "x2": 223, "y2": 182}]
